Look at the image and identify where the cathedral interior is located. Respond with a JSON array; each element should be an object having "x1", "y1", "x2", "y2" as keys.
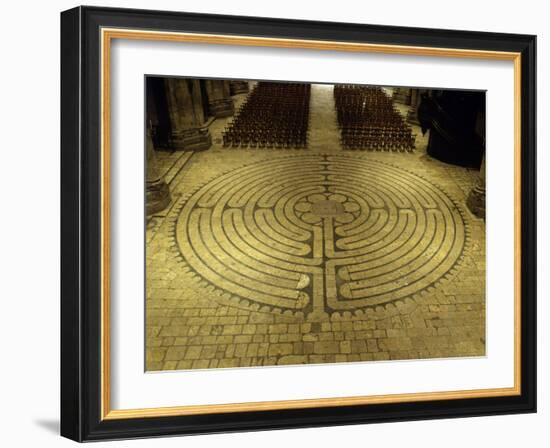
[{"x1": 145, "y1": 78, "x2": 486, "y2": 371}]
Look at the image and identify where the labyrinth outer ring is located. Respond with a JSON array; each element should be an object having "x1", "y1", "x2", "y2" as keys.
[{"x1": 173, "y1": 154, "x2": 468, "y2": 318}]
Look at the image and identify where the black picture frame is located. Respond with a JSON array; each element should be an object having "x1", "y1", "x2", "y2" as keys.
[{"x1": 61, "y1": 5, "x2": 536, "y2": 442}]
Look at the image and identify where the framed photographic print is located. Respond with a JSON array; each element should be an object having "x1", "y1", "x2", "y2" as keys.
[{"x1": 60, "y1": 6, "x2": 536, "y2": 442}]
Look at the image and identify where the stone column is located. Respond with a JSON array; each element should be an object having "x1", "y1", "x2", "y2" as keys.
[
  {"x1": 205, "y1": 80, "x2": 235, "y2": 118},
  {"x1": 466, "y1": 155, "x2": 486, "y2": 219},
  {"x1": 392, "y1": 87, "x2": 412, "y2": 105},
  {"x1": 229, "y1": 80, "x2": 250, "y2": 95},
  {"x1": 164, "y1": 78, "x2": 212, "y2": 151},
  {"x1": 146, "y1": 127, "x2": 171, "y2": 215},
  {"x1": 407, "y1": 89, "x2": 425, "y2": 125}
]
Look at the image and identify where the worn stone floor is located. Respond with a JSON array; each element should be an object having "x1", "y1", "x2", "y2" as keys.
[{"x1": 146, "y1": 84, "x2": 486, "y2": 371}]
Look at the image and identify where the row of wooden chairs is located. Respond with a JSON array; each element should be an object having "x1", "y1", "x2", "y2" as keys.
[
  {"x1": 334, "y1": 85, "x2": 415, "y2": 152},
  {"x1": 222, "y1": 82, "x2": 310, "y2": 149},
  {"x1": 341, "y1": 134, "x2": 415, "y2": 151}
]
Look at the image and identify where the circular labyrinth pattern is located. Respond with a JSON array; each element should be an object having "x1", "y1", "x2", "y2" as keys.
[{"x1": 174, "y1": 155, "x2": 467, "y2": 318}]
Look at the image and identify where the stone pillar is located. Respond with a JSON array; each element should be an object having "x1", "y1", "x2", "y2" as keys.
[
  {"x1": 165, "y1": 78, "x2": 212, "y2": 151},
  {"x1": 466, "y1": 155, "x2": 486, "y2": 219},
  {"x1": 146, "y1": 127, "x2": 171, "y2": 215},
  {"x1": 205, "y1": 80, "x2": 234, "y2": 118},
  {"x1": 392, "y1": 87, "x2": 412, "y2": 105},
  {"x1": 407, "y1": 89, "x2": 425, "y2": 125},
  {"x1": 229, "y1": 80, "x2": 249, "y2": 95}
]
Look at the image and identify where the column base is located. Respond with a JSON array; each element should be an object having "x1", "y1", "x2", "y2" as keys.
[
  {"x1": 170, "y1": 128, "x2": 212, "y2": 151},
  {"x1": 209, "y1": 98, "x2": 234, "y2": 118},
  {"x1": 407, "y1": 109, "x2": 420, "y2": 125},
  {"x1": 230, "y1": 81, "x2": 249, "y2": 95},
  {"x1": 392, "y1": 88, "x2": 411, "y2": 105},
  {"x1": 466, "y1": 185, "x2": 485, "y2": 219},
  {"x1": 146, "y1": 179, "x2": 171, "y2": 215}
]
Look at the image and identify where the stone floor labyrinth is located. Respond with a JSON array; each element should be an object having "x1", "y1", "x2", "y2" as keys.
[{"x1": 172, "y1": 154, "x2": 469, "y2": 321}]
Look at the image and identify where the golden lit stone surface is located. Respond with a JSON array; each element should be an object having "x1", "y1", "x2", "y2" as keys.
[{"x1": 145, "y1": 84, "x2": 485, "y2": 371}]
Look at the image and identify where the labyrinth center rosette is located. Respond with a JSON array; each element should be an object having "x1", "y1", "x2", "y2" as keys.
[{"x1": 174, "y1": 155, "x2": 467, "y2": 317}]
